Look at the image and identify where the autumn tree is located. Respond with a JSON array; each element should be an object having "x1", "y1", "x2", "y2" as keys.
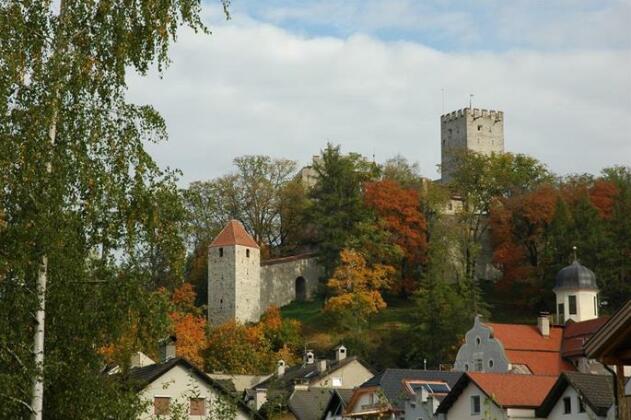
[
  {"x1": 0, "y1": 0, "x2": 224, "y2": 418},
  {"x1": 448, "y1": 151, "x2": 552, "y2": 311},
  {"x1": 490, "y1": 184, "x2": 559, "y2": 299},
  {"x1": 307, "y1": 144, "x2": 380, "y2": 276},
  {"x1": 205, "y1": 307, "x2": 302, "y2": 375},
  {"x1": 169, "y1": 283, "x2": 207, "y2": 367},
  {"x1": 364, "y1": 180, "x2": 428, "y2": 294},
  {"x1": 324, "y1": 249, "x2": 395, "y2": 331}
]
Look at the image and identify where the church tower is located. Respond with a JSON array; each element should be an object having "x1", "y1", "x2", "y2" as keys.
[
  {"x1": 553, "y1": 251, "x2": 599, "y2": 323},
  {"x1": 208, "y1": 220, "x2": 261, "y2": 326},
  {"x1": 441, "y1": 108, "x2": 504, "y2": 182}
]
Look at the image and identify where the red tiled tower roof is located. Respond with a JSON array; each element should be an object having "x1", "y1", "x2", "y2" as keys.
[{"x1": 209, "y1": 220, "x2": 259, "y2": 249}]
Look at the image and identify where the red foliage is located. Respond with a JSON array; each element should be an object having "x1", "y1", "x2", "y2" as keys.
[
  {"x1": 589, "y1": 180, "x2": 618, "y2": 219},
  {"x1": 490, "y1": 185, "x2": 558, "y2": 292},
  {"x1": 364, "y1": 180, "x2": 428, "y2": 293}
]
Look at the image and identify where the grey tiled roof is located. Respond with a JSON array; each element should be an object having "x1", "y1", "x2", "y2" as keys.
[
  {"x1": 256, "y1": 356, "x2": 368, "y2": 391},
  {"x1": 288, "y1": 388, "x2": 334, "y2": 420},
  {"x1": 360, "y1": 369, "x2": 463, "y2": 410},
  {"x1": 537, "y1": 372, "x2": 614, "y2": 417}
]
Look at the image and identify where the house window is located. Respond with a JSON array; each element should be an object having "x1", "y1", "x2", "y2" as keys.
[
  {"x1": 563, "y1": 396, "x2": 571, "y2": 414},
  {"x1": 475, "y1": 336, "x2": 481, "y2": 346},
  {"x1": 578, "y1": 396, "x2": 585, "y2": 413},
  {"x1": 246, "y1": 249, "x2": 250, "y2": 258},
  {"x1": 464, "y1": 363, "x2": 469, "y2": 371},
  {"x1": 488, "y1": 359, "x2": 494, "y2": 368},
  {"x1": 471, "y1": 395, "x2": 481, "y2": 415},
  {"x1": 190, "y1": 397, "x2": 206, "y2": 415},
  {"x1": 594, "y1": 296, "x2": 598, "y2": 316},
  {"x1": 558, "y1": 303, "x2": 565, "y2": 323},
  {"x1": 154, "y1": 397, "x2": 170, "y2": 416},
  {"x1": 569, "y1": 295, "x2": 577, "y2": 315},
  {"x1": 475, "y1": 359, "x2": 483, "y2": 371},
  {"x1": 478, "y1": 125, "x2": 482, "y2": 131},
  {"x1": 219, "y1": 248, "x2": 224, "y2": 257}
]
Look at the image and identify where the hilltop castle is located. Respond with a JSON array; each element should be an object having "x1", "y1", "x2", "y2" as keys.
[
  {"x1": 207, "y1": 107, "x2": 505, "y2": 325},
  {"x1": 441, "y1": 107, "x2": 504, "y2": 182},
  {"x1": 207, "y1": 220, "x2": 324, "y2": 325}
]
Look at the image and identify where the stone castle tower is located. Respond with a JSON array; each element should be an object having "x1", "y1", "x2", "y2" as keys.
[
  {"x1": 208, "y1": 220, "x2": 261, "y2": 325},
  {"x1": 441, "y1": 108, "x2": 504, "y2": 182}
]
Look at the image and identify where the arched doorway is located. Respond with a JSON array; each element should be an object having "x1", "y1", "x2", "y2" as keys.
[{"x1": 295, "y1": 277, "x2": 306, "y2": 301}]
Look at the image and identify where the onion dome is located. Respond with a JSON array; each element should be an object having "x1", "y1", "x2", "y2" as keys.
[{"x1": 554, "y1": 260, "x2": 598, "y2": 291}]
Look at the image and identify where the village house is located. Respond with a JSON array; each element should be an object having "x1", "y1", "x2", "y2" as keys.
[
  {"x1": 246, "y1": 345, "x2": 373, "y2": 418},
  {"x1": 454, "y1": 258, "x2": 610, "y2": 376},
  {"x1": 436, "y1": 372, "x2": 558, "y2": 419},
  {"x1": 536, "y1": 372, "x2": 615, "y2": 419},
  {"x1": 344, "y1": 369, "x2": 462, "y2": 419},
  {"x1": 128, "y1": 338, "x2": 260, "y2": 419}
]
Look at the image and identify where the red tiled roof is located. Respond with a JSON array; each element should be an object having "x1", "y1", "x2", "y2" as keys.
[
  {"x1": 468, "y1": 373, "x2": 558, "y2": 408},
  {"x1": 484, "y1": 322, "x2": 576, "y2": 375},
  {"x1": 209, "y1": 220, "x2": 259, "y2": 249},
  {"x1": 562, "y1": 317, "x2": 609, "y2": 358},
  {"x1": 485, "y1": 323, "x2": 564, "y2": 351},
  {"x1": 505, "y1": 350, "x2": 575, "y2": 375}
]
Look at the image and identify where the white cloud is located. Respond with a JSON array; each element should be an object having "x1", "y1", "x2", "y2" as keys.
[{"x1": 127, "y1": 16, "x2": 631, "y2": 185}]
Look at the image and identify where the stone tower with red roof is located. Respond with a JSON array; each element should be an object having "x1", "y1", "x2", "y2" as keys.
[{"x1": 208, "y1": 220, "x2": 262, "y2": 325}]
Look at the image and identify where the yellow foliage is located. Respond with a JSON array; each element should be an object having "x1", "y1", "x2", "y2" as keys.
[{"x1": 324, "y1": 249, "x2": 394, "y2": 321}]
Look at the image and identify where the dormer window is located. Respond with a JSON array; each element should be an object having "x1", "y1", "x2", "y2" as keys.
[
  {"x1": 219, "y1": 248, "x2": 224, "y2": 257},
  {"x1": 246, "y1": 249, "x2": 250, "y2": 258}
]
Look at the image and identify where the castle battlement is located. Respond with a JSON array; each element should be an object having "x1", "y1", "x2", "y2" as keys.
[{"x1": 441, "y1": 108, "x2": 504, "y2": 122}]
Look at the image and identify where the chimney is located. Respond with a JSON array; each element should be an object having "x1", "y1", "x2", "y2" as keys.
[
  {"x1": 159, "y1": 336, "x2": 177, "y2": 362},
  {"x1": 538, "y1": 312, "x2": 550, "y2": 337},
  {"x1": 277, "y1": 360, "x2": 286, "y2": 377},
  {"x1": 304, "y1": 350, "x2": 315, "y2": 365},
  {"x1": 317, "y1": 359, "x2": 327, "y2": 373},
  {"x1": 335, "y1": 345, "x2": 347, "y2": 362}
]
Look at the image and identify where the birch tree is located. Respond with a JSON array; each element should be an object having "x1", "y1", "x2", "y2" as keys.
[{"x1": 0, "y1": 0, "x2": 225, "y2": 417}]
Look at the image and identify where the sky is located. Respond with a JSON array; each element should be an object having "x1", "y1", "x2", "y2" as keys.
[{"x1": 126, "y1": 0, "x2": 631, "y2": 184}]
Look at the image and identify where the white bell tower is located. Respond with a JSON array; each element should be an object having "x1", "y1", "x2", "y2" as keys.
[{"x1": 553, "y1": 247, "x2": 599, "y2": 323}]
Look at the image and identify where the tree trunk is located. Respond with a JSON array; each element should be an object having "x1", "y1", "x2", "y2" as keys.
[{"x1": 30, "y1": 256, "x2": 48, "y2": 420}]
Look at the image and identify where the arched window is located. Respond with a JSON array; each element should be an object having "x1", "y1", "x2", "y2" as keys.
[{"x1": 295, "y1": 277, "x2": 306, "y2": 301}]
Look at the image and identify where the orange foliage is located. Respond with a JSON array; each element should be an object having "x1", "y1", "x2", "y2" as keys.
[
  {"x1": 172, "y1": 282, "x2": 196, "y2": 308},
  {"x1": 364, "y1": 180, "x2": 427, "y2": 263},
  {"x1": 169, "y1": 312, "x2": 207, "y2": 367},
  {"x1": 325, "y1": 249, "x2": 394, "y2": 319},
  {"x1": 364, "y1": 180, "x2": 427, "y2": 293}
]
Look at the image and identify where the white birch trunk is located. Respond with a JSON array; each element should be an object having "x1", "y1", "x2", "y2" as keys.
[{"x1": 30, "y1": 256, "x2": 48, "y2": 420}]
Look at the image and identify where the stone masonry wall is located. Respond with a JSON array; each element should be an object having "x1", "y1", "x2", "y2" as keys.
[
  {"x1": 208, "y1": 245, "x2": 236, "y2": 326},
  {"x1": 441, "y1": 108, "x2": 504, "y2": 182},
  {"x1": 234, "y1": 244, "x2": 261, "y2": 324},
  {"x1": 260, "y1": 255, "x2": 323, "y2": 311}
]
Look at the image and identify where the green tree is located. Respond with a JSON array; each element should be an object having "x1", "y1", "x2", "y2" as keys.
[
  {"x1": 408, "y1": 216, "x2": 481, "y2": 368},
  {"x1": 307, "y1": 144, "x2": 380, "y2": 275},
  {"x1": 0, "y1": 0, "x2": 224, "y2": 418},
  {"x1": 448, "y1": 151, "x2": 552, "y2": 310}
]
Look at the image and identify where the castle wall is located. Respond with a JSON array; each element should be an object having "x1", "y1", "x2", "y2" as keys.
[{"x1": 260, "y1": 255, "x2": 323, "y2": 311}]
